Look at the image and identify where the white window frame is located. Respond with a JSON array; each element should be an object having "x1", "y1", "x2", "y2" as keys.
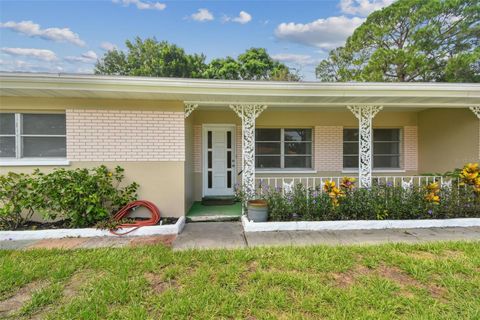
[
  {"x1": 0, "y1": 112, "x2": 69, "y2": 166},
  {"x1": 343, "y1": 127, "x2": 402, "y2": 171},
  {"x1": 255, "y1": 128, "x2": 313, "y2": 171}
]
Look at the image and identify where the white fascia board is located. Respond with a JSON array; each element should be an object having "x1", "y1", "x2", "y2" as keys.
[{"x1": 1, "y1": 72, "x2": 479, "y2": 95}]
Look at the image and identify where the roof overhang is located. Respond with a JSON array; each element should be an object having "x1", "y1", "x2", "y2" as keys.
[{"x1": 1, "y1": 72, "x2": 479, "y2": 109}]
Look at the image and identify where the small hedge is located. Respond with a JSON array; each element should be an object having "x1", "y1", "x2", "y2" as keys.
[
  {"x1": 0, "y1": 166, "x2": 138, "y2": 230},
  {"x1": 236, "y1": 163, "x2": 480, "y2": 222},
  {"x1": 257, "y1": 182, "x2": 480, "y2": 222}
]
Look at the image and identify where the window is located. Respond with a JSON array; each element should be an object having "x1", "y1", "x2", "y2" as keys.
[
  {"x1": 255, "y1": 128, "x2": 312, "y2": 169},
  {"x1": 343, "y1": 128, "x2": 400, "y2": 169},
  {"x1": 0, "y1": 113, "x2": 66, "y2": 159}
]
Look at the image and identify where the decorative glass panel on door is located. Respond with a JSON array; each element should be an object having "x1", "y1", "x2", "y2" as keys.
[
  {"x1": 226, "y1": 130, "x2": 233, "y2": 189},
  {"x1": 207, "y1": 130, "x2": 213, "y2": 188}
]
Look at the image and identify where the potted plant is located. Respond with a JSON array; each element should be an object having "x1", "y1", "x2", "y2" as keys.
[
  {"x1": 247, "y1": 199, "x2": 268, "y2": 222},
  {"x1": 234, "y1": 183, "x2": 269, "y2": 222}
]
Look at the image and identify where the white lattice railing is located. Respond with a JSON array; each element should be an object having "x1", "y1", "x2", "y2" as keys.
[{"x1": 255, "y1": 176, "x2": 455, "y2": 193}]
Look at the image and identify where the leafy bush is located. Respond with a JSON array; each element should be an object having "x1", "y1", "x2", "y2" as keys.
[
  {"x1": 0, "y1": 166, "x2": 139, "y2": 230},
  {"x1": 0, "y1": 172, "x2": 41, "y2": 230}
]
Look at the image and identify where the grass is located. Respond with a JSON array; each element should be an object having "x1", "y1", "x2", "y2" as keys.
[{"x1": 0, "y1": 241, "x2": 479, "y2": 319}]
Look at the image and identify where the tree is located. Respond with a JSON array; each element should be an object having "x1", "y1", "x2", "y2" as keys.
[
  {"x1": 202, "y1": 57, "x2": 241, "y2": 80},
  {"x1": 237, "y1": 48, "x2": 300, "y2": 81},
  {"x1": 95, "y1": 37, "x2": 206, "y2": 78},
  {"x1": 96, "y1": 39, "x2": 300, "y2": 81},
  {"x1": 315, "y1": 0, "x2": 479, "y2": 82}
]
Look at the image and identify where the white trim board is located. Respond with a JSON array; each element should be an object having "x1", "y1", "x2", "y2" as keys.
[
  {"x1": 0, "y1": 216, "x2": 185, "y2": 241},
  {"x1": 242, "y1": 215, "x2": 480, "y2": 232},
  {"x1": 0, "y1": 159, "x2": 70, "y2": 166}
]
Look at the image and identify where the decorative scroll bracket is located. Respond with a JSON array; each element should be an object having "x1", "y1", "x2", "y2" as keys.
[
  {"x1": 347, "y1": 105, "x2": 383, "y2": 188},
  {"x1": 230, "y1": 104, "x2": 268, "y2": 199},
  {"x1": 469, "y1": 106, "x2": 480, "y2": 119},
  {"x1": 184, "y1": 103, "x2": 199, "y2": 118}
]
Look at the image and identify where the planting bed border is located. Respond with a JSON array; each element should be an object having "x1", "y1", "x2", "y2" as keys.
[
  {"x1": 241, "y1": 215, "x2": 480, "y2": 232},
  {"x1": 0, "y1": 216, "x2": 186, "y2": 241}
]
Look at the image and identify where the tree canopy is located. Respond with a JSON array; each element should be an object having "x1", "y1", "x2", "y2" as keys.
[
  {"x1": 315, "y1": 0, "x2": 479, "y2": 82},
  {"x1": 95, "y1": 38, "x2": 300, "y2": 81}
]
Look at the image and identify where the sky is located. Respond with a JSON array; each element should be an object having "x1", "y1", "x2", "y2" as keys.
[{"x1": 0, "y1": 0, "x2": 394, "y2": 80}]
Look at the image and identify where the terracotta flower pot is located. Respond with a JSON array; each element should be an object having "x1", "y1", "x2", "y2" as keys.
[{"x1": 247, "y1": 199, "x2": 268, "y2": 222}]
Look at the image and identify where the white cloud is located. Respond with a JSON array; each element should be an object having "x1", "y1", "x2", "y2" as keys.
[
  {"x1": 271, "y1": 53, "x2": 319, "y2": 66},
  {"x1": 65, "y1": 50, "x2": 98, "y2": 63},
  {"x1": 1, "y1": 47, "x2": 57, "y2": 61},
  {"x1": 340, "y1": 0, "x2": 395, "y2": 16},
  {"x1": 0, "y1": 58, "x2": 64, "y2": 73},
  {"x1": 100, "y1": 41, "x2": 118, "y2": 51},
  {"x1": 275, "y1": 16, "x2": 364, "y2": 49},
  {"x1": 191, "y1": 9, "x2": 214, "y2": 22},
  {"x1": 0, "y1": 20, "x2": 85, "y2": 46},
  {"x1": 113, "y1": 0, "x2": 166, "y2": 10},
  {"x1": 224, "y1": 11, "x2": 252, "y2": 24}
]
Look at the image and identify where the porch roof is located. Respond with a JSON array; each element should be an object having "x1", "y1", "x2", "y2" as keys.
[{"x1": 1, "y1": 72, "x2": 479, "y2": 109}]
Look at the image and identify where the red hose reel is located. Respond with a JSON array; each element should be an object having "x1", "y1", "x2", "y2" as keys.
[{"x1": 110, "y1": 200, "x2": 161, "y2": 236}]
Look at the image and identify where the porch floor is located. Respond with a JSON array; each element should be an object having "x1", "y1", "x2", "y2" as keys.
[{"x1": 187, "y1": 201, "x2": 242, "y2": 218}]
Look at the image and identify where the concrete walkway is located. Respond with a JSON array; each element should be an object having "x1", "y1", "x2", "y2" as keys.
[
  {"x1": 172, "y1": 223, "x2": 480, "y2": 250},
  {"x1": 0, "y1": 235, "x2": 176, "y2": 250},
  {"x1": 1, "y1": 223, "x2": 479, "y2": 250}
]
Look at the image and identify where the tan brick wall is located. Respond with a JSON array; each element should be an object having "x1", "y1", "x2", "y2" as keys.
[
  {"x1": 66, "y1": 109, "x2": 184, "y2": 161},
  {"x1": 314, "y1": 126, "x2": 343, "y2": 172},
  {"x1": 193, "y1": 125, "x2": 202, "y2": 172},
  {"x1": 404, "y1": 126, "x2": 418, "y2": 171}
]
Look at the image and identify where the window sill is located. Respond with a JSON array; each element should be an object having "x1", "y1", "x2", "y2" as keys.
[
  {"x1": 256, "y1": 170, "x2": 317, "y2": 174},
  {"x1": 342, "y1": 169, "x2": 406, "y2": 174},
  {"x1": 0, "y1": 159, "x2": 70, "y2": 167}
]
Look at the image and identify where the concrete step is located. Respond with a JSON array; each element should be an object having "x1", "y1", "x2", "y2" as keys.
[
  {"x1": 187, "y1": 215, "x2": 241, "y2": 222},
  {"x1": 201, "y1": 196, "x2": 236, "y2": 206}
]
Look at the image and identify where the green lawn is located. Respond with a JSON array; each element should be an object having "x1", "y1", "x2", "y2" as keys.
[{"x1": 1, "y1": 241, "x2": 479, "y2": 319}]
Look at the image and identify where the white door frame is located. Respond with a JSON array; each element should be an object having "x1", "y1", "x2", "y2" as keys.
[{"x1": 202, "y1": 124, "x2": 236, "y2": 197}]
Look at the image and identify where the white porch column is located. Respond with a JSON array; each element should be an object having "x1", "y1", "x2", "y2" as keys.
[
  {"x1": 184, "y1": 103, "x2": 198, "y2": 118},
  {"x1": 347, "y1": 105, "x2": 383, "y2": 188},
  {"x1": 230, "y1": 104, "x2": 267, "y2": 199}
]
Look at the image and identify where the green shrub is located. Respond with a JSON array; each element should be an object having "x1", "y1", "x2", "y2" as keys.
[
  {"x1": 0, "y1": 172, "x2": 40, "y2": 230},
  {"x1": 255, "y1": 183, "x2": 480, "y2": 222},
  {"x1": 0, "y1": 166, "x2": 139, "y2": 230}
]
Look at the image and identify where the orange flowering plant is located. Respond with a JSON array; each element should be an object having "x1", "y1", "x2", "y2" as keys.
[
  {"x1": 424, "y1": 182, "x2": 440, "y2": 205},
  {"x1": 340, "y1": 177, "x2": 356, "y2": 191},
  {"x1": 459, "y1": 163, "x2": 480, "y2": 195},
  {"x1": 323, "y1": 180, "x2": 345, "y2": 207}
]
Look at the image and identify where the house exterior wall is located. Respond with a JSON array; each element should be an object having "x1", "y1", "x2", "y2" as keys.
[
  {"x1": 314, "y1": 126, "x2": 343, "y2": 172},
  {"x1": 184, "y1": 115, "x2": 195, "y2": 213},
  {"x1": 3, "y1": 94, "x2": 477, "y2": 215},
  {"x1": 189, "y1": 109, "x2": 420, "y2": 201},
  {"x1": 1, "y1": 97, "x2": 187, "y2": 218},
  {"x1": 418, "y1": 108, "x2": 478, "y2": 173},
  {"x1": 66, "y1": 109, "x2": 185, "y2": 161}
]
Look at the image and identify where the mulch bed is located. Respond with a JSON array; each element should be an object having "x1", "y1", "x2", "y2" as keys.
[{"x1": 2, "y1": 217, "x2": 179, "y2": 232}]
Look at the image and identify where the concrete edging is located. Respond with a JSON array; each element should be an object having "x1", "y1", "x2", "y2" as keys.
[
  {"x1": 241, "y1": 215, "x2": 480, "y2": 232},
  {"x1": 0, "y1": 216, "x2": 186, "y2": 241}
]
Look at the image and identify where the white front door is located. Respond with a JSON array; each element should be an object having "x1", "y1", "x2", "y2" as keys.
[{"x1": 203, "y1": 125, "x2": 236, "y2": 196}]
